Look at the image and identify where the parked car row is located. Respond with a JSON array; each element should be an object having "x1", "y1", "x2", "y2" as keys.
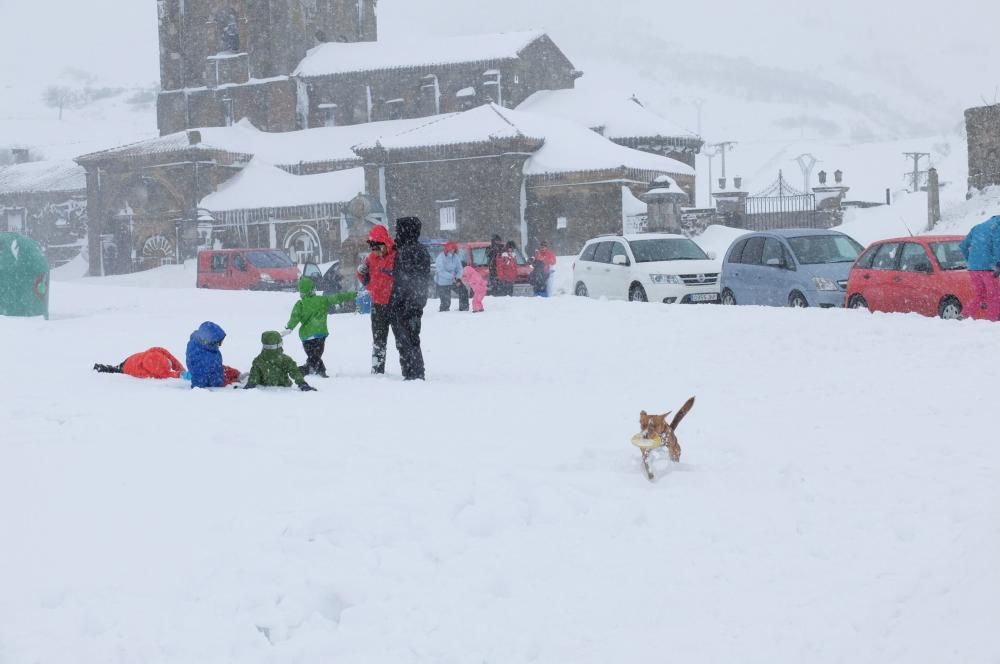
[{"x1": 571, "y1": 228, "x2": 972, "y2": 320}]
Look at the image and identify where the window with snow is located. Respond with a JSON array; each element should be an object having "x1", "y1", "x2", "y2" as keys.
[
  {"x1": 221, "y1": 98, "x2": 235, "y2": 127},
  {"x1": 557, "y1": 216, "x2": 568, "y2": 230},
  {"x1": 419, "y1": 75, "x2": 440, "y2": 116},
  {"x1": 439, "y1": 206, "x2": 457, "y2": 232},
  {"x1": 385, "y1": 98, "x2": 404, "y2": 121},
  {"x1": 482, "y1": 70, "x2": 502, "y2": 106},
  {"x1": 319, "y1": 103, "x2": 338, "y2": 127}
]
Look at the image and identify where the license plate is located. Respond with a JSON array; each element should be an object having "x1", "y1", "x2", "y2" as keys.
[
  {"x1": 690, "y1": 293, "x2": 718, "y2": 302},
  {"x1": 513, "y1": 284, "x2": 534, "y2": 297}
]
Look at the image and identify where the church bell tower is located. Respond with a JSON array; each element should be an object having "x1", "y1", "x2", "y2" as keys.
[{"x1": 157, "y1": 0, "x2": 378, "y2": 92}]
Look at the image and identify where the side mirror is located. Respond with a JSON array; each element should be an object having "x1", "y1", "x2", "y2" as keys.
[{"x1": 612, "y1": 254, "x2": 628, "y2": 266}]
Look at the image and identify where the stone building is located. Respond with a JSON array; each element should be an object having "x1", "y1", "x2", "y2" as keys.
[
  {"x1": 965, "y1": 103, "x2": 1000, "y2": 192},
  {"x1": 354, "y1": 104, "x2": 694, "y2": 254},
  {"x1": 81, "y1": 0, "x2": 700, "y2": 275},
  {"x1": 0, "y1": 157, "x2": 88, "y2": 266}
]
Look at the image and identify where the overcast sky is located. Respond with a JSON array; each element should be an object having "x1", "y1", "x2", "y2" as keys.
[{"x1": 2, "y1": 0, "x2": 998, "y2": 114}]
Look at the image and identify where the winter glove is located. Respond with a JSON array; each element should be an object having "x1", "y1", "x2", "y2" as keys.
[
  {"x1": 280, "y1": 329, "x2": 292, "y2": 337},
  {"x1": 299, "y1": 383, "x2": 317, "y2": 392}
]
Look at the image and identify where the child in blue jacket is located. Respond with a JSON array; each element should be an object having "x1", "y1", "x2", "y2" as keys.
[{"x1": 185, "y1": 321, "x2": 227, "y2": 388}]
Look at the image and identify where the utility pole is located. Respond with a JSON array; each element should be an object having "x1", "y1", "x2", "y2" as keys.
[
  {"x1": 795, "y1": 153, "x2": 819, "y2": 192},
  {"x1": 903, "y1": 152, "x2": 930, "y2": 193},
  {"x1": 693, "y1": 98, "x2": 705, "y2": 137}
]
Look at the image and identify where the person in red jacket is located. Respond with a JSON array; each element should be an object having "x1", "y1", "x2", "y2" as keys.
[
  {"x1": 533, "y1": 240, "x2": 557, "y2": 272},
  {"x1": 357, "y1": 225, "x2": 396, "y2": 374},
  {"x1": 496, "y1": 240, "x2": 519, "y2": 296},
  {"x1": 94, "y1": 347, "x2": 244, "y2": 384},
  {"x1": 93, "y1": 347, "x2": 184, "y2": 379}
]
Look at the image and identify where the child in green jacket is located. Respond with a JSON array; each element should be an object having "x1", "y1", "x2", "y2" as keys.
[
  {"x1": 245, "y1": 331, "x2": 316, "y2": 391},
  {"x1": 283, "y1": 277, "x2": 357, "y2": 378}
]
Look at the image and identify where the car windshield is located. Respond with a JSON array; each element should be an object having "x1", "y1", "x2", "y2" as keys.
[
  {"x1": 246, "y1": 251, "x2": 294, "y2": 268},
  {"x1": 930, "y1": 241, "x2": 967, "y2": 270},
  {"x1": 470, "y1": 247, "x2": 527, "y2": 266},
  {"x1": 628, "y1": 238, "x2": 708, "y2": 263},
  {"x1": 786, "y1": 235, "x2": 862, "y2": 264}
]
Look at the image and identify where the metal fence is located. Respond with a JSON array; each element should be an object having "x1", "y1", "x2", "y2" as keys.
[{"x1": 743, "y1": 171, "x2": 828, "y2": 231}]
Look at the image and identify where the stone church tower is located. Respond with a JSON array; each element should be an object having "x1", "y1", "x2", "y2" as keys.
[{"x1": 156, "y1": 0, "x2": 377, "y2": 133}]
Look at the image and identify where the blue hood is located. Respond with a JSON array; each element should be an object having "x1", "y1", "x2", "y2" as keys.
[{"x1": 191, "y1": 321, "x2": 226, "y2": 346}]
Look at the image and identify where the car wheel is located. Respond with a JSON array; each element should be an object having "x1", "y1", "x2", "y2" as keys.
[
  {"x1": 575, "y1": 282, "x2": 589, "y2": 297},
  {"x1": 939, "y1": 297, "x2": 962, "y2": 320},
  {"x1": 848, "y1": 294, "x2": 869, "y2": 311},
  {"x1": 629, "y1": 283, "x2": 647, "y2": 302},
  {"x1": 789, "y1": 291, "x2": 808, "y2": 308},
  {"x1": 721, "y1": 289, "x2": 737, "y2": 305}
]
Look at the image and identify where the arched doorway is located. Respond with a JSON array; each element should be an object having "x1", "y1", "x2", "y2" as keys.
[{"x1": 284, "y1": 226, "x2": 323, "y2": 264}]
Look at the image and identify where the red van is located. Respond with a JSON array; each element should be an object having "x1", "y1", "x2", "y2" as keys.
[{"x1": 196, "y1": 249, "x2": 300, "y2": 291}]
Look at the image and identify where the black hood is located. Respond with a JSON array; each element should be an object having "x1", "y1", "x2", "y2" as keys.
[{"x1": 395, "y1": 216, "x2": 422, "y2": 246}]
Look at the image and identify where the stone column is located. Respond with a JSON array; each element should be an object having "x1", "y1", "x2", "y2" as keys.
[{"x1": 641, "y1": 176, "x2": 689, "y2": 233}]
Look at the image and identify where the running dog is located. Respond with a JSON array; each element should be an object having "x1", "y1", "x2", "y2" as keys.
[{"x1": 636, "y1": 397, "x2": 696, "y2": 479}]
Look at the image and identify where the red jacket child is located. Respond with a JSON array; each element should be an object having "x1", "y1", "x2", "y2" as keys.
[
  {"x1": 496, "y1": 248, "x2": 519, "y2": 283},
  {"x1": 533, "y1": 243, "x2": 557, "y2": 272},
  {"x1": 121, "y1": 347, "x2": 184, "y2": 379},
  {"x1": 358, "y1": 225, "x2": 396, "y2": 305}
]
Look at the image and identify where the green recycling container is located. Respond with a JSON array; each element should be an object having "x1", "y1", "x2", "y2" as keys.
[{"x1": 0, "y1": 232, "x2": 50, "y2": 319}]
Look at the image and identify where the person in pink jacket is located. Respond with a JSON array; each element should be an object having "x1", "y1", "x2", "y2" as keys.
[{"x1": 462, "y1": 265, "x2": 488, "y2": 313}]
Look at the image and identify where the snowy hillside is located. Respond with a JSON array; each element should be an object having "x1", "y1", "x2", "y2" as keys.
[{"x1": 2, "y1": 282, "x2": 999, "y2": 662}]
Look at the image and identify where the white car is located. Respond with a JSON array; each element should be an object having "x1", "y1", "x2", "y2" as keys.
[{"x1": 572, "y1": 233, "x2": 721, "y2": 303}]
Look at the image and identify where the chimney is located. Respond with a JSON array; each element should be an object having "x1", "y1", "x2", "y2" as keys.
[
  {"x1": 733, "y1": 176, "x2": 743, "y2": 190},
  {"x1": 818, "y1": 170, "x2": 827, "y2": 185},
  {"x1": 834, "y1": 169, "x2": 843, "y2": 184},
  {"x1": 718, "y1": 177, "x2": 727, "y2": 190}
]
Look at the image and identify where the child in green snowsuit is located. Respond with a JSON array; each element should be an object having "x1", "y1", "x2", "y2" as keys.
[
  {"x1": 283, "y1": 277, "x2": 357, "y2": 377},
  {"x1": 245, "y1": 331, "x2": 316, "y2": 391}
]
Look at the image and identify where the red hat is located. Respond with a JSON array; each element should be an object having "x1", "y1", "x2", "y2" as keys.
[{"x1": 444, "y1": 241, "x2": 459, "y2": 253}]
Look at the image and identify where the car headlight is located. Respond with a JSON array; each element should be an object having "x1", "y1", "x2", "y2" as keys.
[
  {"x1": 649, "y1": 274, "x2": 684, "y2": 285},
  {"x1": 813, "y1": 276, "x2": 838, "y2": 291},
  {"x1": 259, "y1": 274, "x2": 275, "y2": 283}
]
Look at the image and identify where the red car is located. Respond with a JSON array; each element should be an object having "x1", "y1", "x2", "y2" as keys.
[
  {"x1": 846, "y1": 235, "x2": 972, "y2": 319},
  {"x1": 197, "y1": 249, "x2": 300, "y2": 291}
]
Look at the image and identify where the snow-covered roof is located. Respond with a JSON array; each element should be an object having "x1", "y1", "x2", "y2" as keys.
[
  {"x1": 295, "y1": 30, "x2": 547, "y2": 77},
  {"x1": 0, "y1": 160, "x2": 86, "y2": 195},
  {"x1": 359, "y1": 104, "x2": 695, "y2": 178},
  {"x1": 200, "y1": 159, "x2": 364, "y2": 212},
  {"x1": 77, "y1": 117, "x2": 431, "y2": 168},
  {"x1": 517, "y1": 89, "x2": 698, "y2": 141}
]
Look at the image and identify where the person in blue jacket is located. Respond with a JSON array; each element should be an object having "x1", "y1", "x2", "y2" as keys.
[
  {"x1": 433, "y1": 241, "x2": 468, "y2": 311},
  {"x1": 959, "y1": 216, "x2": 1000, "y2": 320},
  {"x1": 185, "y1": 321, "x2": 227, "y2": 388}
]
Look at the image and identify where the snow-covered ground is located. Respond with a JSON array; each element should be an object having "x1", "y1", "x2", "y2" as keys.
[{"x1": 2, "y1": 272, "x2": 1000, "y2": 662}]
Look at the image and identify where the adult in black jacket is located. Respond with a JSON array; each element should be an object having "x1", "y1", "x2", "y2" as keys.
[
  {"x1": 486, "y1": 234, "x2": 503, "y2": 294},
  {"x1": 390, "y1": 216, "x2": 431, "y2": 380}
]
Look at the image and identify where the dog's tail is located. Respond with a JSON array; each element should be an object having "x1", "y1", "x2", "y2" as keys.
[{"x1": 669, "y1": 397, "x2": 695, "y2": 431}]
